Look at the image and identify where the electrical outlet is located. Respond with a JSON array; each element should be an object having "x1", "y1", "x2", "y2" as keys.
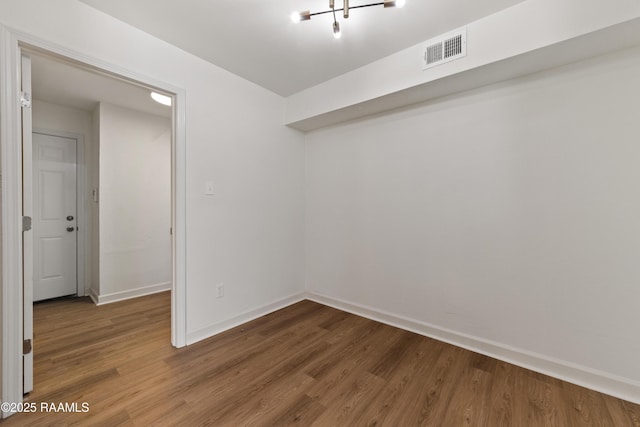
[{"x1": 216, "y1": 283, "x2": 224, "y2": 299}]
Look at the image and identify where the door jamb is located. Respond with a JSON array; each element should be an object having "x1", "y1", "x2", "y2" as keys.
[
  {"x1": 1, "y1": 25, "x2": 26, "y2": 416},
  {"x1": 32, "y1": 129, "x2": 87, "y2": 297},
  {"x1": 1, "y1": 26, "x2": 188, "y2": 417}
]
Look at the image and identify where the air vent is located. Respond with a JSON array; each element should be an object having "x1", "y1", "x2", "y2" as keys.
[{"x1": 422, "y1": 28, "x2": 467, "y2": 70}]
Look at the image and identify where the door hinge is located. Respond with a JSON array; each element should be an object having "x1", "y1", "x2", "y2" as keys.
[
  {"x1": 22, "y1": 216, "x2": 32, "y2": 232},
  {"x1": 20, "y1": 91, "x2": 32, "y2": 109},
  {"x1": 23, "y1": 339, "x2": 32, "y2": 355}
]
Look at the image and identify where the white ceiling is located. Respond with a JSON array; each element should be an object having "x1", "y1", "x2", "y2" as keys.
[
  {"x1": 78, "y1": 0, "x2": 526, "y2": 96},
  {"x1": 31, "y1": 53, "x2": 172, "y2": 118}
]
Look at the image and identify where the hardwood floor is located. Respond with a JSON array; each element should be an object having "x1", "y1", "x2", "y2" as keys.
[{"x1": 3, "y1": 292, "x2": 639, "y2": 426}]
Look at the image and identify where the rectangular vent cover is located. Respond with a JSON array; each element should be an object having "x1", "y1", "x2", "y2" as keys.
[{"x1": 422, "y1": 28, "x2": 467, "y2": 70}]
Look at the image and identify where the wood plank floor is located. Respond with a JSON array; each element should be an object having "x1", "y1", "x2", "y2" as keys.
[{"x1": 3, "y1": 292, "x2": 639, "y2": 426}]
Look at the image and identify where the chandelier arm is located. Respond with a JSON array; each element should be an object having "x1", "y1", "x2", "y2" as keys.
[
  {"x1": 309, "y1": 9, "x2": 338, "y2": 17},
  {"x1": 308, "y1": 2, "x2": 386, "y2": 18},
  {"x1": 350, "y1": 2, "x2": 386, "y2": 10}
]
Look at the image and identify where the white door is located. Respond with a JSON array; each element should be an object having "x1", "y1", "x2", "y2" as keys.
[{"x1": 32, "y1": 132, "x2": 78, "y2": 302}]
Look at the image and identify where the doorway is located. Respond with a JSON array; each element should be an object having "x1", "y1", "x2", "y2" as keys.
[
  {"x1": 0, "y1": 28, "x2": 187, "y2": 413},
  {"x1": 25, "y1": 49, "x2": 173, "y2": 391}
]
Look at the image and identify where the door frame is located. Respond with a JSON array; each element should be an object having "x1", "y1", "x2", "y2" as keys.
[
  {"x1": 32, "y1": 129, "x2": 87, "y2": 298},
  {"x1": 0, "y1": 26, "x2": 188, "y2": 416}
]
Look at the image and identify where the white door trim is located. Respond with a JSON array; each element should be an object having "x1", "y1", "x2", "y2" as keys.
[
  {"x1": 33, "y1": 129, "x2": 87, "y2": 297},
  {"x1": 21, "y1": 53, "x2": 34, "y2": 396},
  {"x1": 0, "y1": 25, "x2": 188, "y2": 417},
  {"x1": 1, "y1": 26, "x2": 26, "y2": 415}
]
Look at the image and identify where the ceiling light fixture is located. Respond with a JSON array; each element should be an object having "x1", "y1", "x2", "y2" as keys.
[
  {"x1": 291, "y1": 0, "x2": 406, "y2": 38},
  {"x1": 151, "y1": 91, "x2": 172, "y2": 107}
]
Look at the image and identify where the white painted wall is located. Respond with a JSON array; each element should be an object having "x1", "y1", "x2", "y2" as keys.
[
  {"x1": 31, "y1": 99, "x2": 95, "y2": 294},
  {"x1": 305, "y1": 46, "x2": 640, "y2": 398},
  {"x1": 96, "y1": 102, "x2": 171, "y2": 301},
  {"x1": 0, "y1": 0, "x2": 305, "y2": 341}
]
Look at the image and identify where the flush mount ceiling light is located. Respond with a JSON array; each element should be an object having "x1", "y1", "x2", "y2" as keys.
[
  {"x1": 151, "y1": 91, "x2": 172, "y2": 107},
  {"x1": 291, "y1": 0, "x2": 406, "y2": 39}
]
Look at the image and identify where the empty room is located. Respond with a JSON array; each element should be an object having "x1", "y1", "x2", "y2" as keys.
[{"x1": 1, "y1": 0, "x2": 639, "y2": 425}]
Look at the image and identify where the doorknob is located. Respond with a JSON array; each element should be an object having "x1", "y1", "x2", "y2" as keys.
[
  {"x1": 66, "y1": 215, "x2": 74, "y2": 221},
  {"x1": 66, "y1": 227, "x2": 75, "y2": 232}
]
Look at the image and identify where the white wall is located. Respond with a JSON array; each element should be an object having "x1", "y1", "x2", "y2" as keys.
[
  {"x1": 0, "y1": 0, "x2": 305, "y2": 341},
  {"x1": 96, "y1": 102, "x2": 171, "y2": 301},
  {"x1": 31, "y1": 99, "x2": 95, "y2": 294},
  {"x1": 305, "y1": 46, "x2": 640, "y2": 400}
]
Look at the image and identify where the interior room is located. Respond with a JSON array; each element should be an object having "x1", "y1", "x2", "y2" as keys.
[{"x1": 1, "y1": 0, "x2": 640, "y2": 425}]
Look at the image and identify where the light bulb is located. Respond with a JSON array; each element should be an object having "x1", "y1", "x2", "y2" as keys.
[
  {"x1": 291, "y1": 11, "x2": 311, "y2": 23},
  {"x1": 384, "y1": 0, "x2": 406, "y2": 7},
  {"x1": 333, "y1": 21, "x2": 341, "y2": 39}
]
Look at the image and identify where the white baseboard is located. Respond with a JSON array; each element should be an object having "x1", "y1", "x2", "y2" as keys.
[
  {"x1": 186, "y1": 292, "x2": 307, "y2": 345},
  {"x1": 88, "y1": 288, "x2": 99, "y2": 305},
  {"x1": 305, "y1": 291, "x2": 640, "y2": 405},
  {"x1": 92, "y1": 282, "x2": 171, "y2": 306}
]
